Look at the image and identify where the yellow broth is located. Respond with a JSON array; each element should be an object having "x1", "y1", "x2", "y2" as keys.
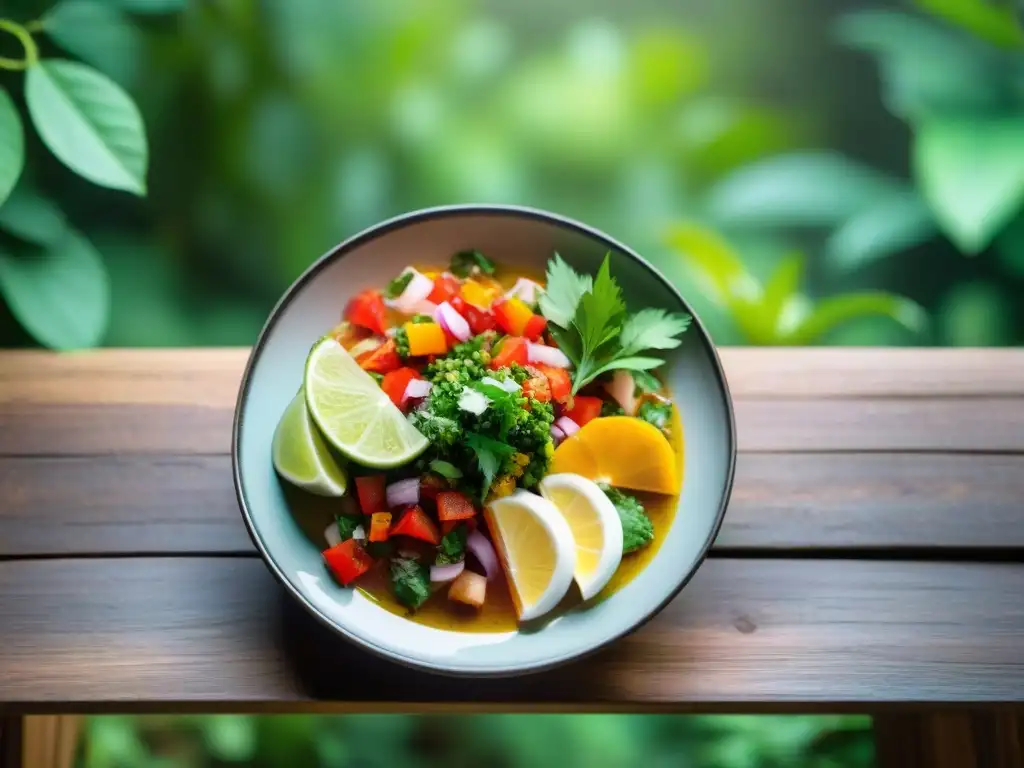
[{"x1": 289, "y1": 263, "x2": 683, "y2": 633}]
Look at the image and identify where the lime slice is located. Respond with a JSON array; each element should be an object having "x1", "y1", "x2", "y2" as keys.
[
  {"x1": 304, "y1": 336, "x2": 429, "y2": 469},
  {"x1": 272, "y1": 390, "x2": 348, "y2": 496}
]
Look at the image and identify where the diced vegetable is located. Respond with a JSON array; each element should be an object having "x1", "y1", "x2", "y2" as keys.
[
  {"x1": 420, "y1": 473, "x2": 448, "y2": 502},
  {"x1": 526, "y1": 342, "x2": 568, "y2": 368},
  {"x1": 638, "y1": 399, "x2": 672, "y2": 434},
  {"x1": 431, "y1": 561, "x2": 465, "y2": 583},
  {"x1": 448, "y1": 570, "x2": 487, "y2": 608},
  {"x1": 436, "y1": 490, "x2": 477, "y2": 521},
  {"x1": 458, "y1": 386, "x2": 490, "y2": 415},
  {"x1": 344, "y1": 290, "x2": 388, "y2": 335},
  {"x1": 358, "y1": 339, "x2": 401, "y2": 374},
  {"x1": 522, "y1": 374, "x2": 551, "y2": 403},
  {"x1": 355, "y1": 475, "x2": 387, "y2": 515},
  {"x1": 536, "y1": 365, "x2": 571, "y2": 403},
  {"x1": 427, "y1": 273, "x2": 461, "y2": 304},
  {"x1": 450, "y1": 249, "x2": 495, "y2": 278},
  {"x1": 404, "y1": 321, "x2": 448, "y2": 356},
  {"x1": 390, "y1": 557, "x2": 431, "y2": 609},
  {"x1": 466, "y1": 530, "x2": 499, "y2": 580},
  {"x1": 324, "y1": 521, "x2": 342, "y2": 548},
  {"x1": 462, "y1": 303, "x2": 497, "y2": 334},
  {"x1": 460, "y1": 279, "x2": 498, "y2": 309},
  {"x1": 386, "y1": 477, "x2": 421, "y2": 509},
  {"x1": 523, "y1": 314, "x2": 547, "y2": 341},
  {"x1": 489, "y1": 336, "x2": 528, "y2": 369},
  {"x1": 434, "y1": 301, "x2": 471, "y2": 342},
  {"x1": 386, "y1": 268, "x2": 434, "y2": 315},
  {"x1": 322, "y1": 539, "x2": 374, "y2": 585},
  {"x1": 385, "y1": 270, "x2": 415, "y2": 299},
  {"x1": 492, "y1": 297, "x2": 536, "y2": 337},
  {"x1": 403, "y1": 378, "x2": 432, "y2": 401},
  {"x1": 390, "y1": 505, "x2": 441, "y2": 545},
  {"x1": 381, "y1": 367, "x2": 421, "y2": 409},
  {"x1": 564, "y1": 395, "x2": 603, "y2": 427},
  {"x1": 555, "y1": 415, "x2": 581, "y2": 437},
  {"x1": 334, "y1": 515, "x2": 362, "y2": 543},
  {"x1": 369, "y1": 511, "x2": 392, "y2": 542},
  {"x1": 505, "y1": 277, "x2": 542, "y2": 305},
  {"x1": 429, "y1": 459, "x2": 463, "y2": 479},
  {"x1": 604, "y1": 370, "x2": 637, "y2": 415},
  {"x1": 435, "y1": 523, "x2": 469, "y2": 565}
]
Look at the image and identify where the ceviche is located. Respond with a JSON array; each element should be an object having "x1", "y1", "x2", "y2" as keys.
[{"x1": 272, "y1": 250, "x2": 689, "y2": 628}]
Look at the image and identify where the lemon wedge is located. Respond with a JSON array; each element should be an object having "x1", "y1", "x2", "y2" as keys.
[
  {"x1": 484, "y1": 489, "x2": 577, "y2": 621},
  {"x1": 539, "y1": 473, "x2": 623, "y2": 600}
]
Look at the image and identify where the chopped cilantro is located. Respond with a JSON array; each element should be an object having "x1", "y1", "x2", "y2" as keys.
[
  {"x1": 334, "y1": 515, "x2": 361, "y2": 542},
  {"x1": 368, "y1": 371, "x2": 384, "y2": 385},
  {"x1": 429, "y1": 459, "x2": 463, "y2": 479},
  {"x1": 385, "y1": 271, "x2": 414, "y2": 299},
  {"x1": 601, "y1": 399, "x2": 625, "y2": 417},
  {"x1": 394, "y1": 327, "x2": 410, "y2": 358},
  {"x1": 410, "y1": 314, "x2": 434, "y2": 324},
  {"x1": 466, "y1": 431, "x2": 517, "y2": 497},
  {"x1": 601, "y1": 485, "x2": 654, "y2": 554},
  {"x1": 450, "y1": 249, "x2": 496, "y2": 278},
  {"x1": 390, "y1": 557, "x2": 431, "y2": 609},
  {"x1": 638, "y1": 400, "x2": 672, "y2": 433},
  {"x1": 435, "y1": 524, "x2": 469, "y2": 565},
  {"x1": 631, "y1": 369, "x2": 662, "y2": 396}
]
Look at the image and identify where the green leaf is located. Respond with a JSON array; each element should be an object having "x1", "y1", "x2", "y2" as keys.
[
  {"x1": 0, "y1": 183, "x2": 68, "y2": 245},
  {"x1": 589, "y1": 356, "x2": 664, "y2": 380},
  {"x1": 786, "y1": 293, "x2": 926, "y2": 345},
  {"x1": 111, "y1": 0, "x2": 185, "y2": 12},
  {"x1": 450, "y1": 249, "x2": 495, "y2": 278},
  {"x1": 664, "y1": 223, "x2": 757, "y2": 307},
  {"x1": 760, "y1": 253, "x2": 805, "y2": 331},
  {"x1": 913, "y1": 115, "x2": 1024, "y2": 254},
  {"x1": 574, "y1": 256, "x2": 625, "y2": 357},
  {"x1": 0, "y1": 87, "x2": 24, "y2": 208},
  {"x1": 539, "y1": 252, "x2": 591, "y2": 328},
  {"x1": 914, "y1": 0, "x2": 1024, "y2": 49},
  {"x1": 0, "y1": 229, "x2": 110, "y2": 349},
  {"x1": 201, "y1": 716, "x2": 256, "y2": 762},
  {"x1": 619, "y1": 308, "x2": 691, "y2": 355},
  {"x1": 26, "y1": 59, "x2": 148, "y2": 195},
  {"x1": 994, "y1": 212, "x2": 1024, "y2": 278},
  {"x1": 43, "y1": 1, "x2": 144, "y2": 87},
  {"x1": 826, "y1": 188, "x2": 937, "y2": 269},
  {"x1": 705, "y1": 151, "x2": 897, "y2": 227}
]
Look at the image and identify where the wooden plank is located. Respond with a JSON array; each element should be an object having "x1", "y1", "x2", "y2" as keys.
[
  {"x1": 4, "y1": 453, "x2": 1024, "y2": 557},
  {"x1": 2, "y1": 397, "x2": 1023, "y2": 456},
  {"x1": 1, "y1": 557, "x2": 1022, "y2": 708},
  {"x1": 4, "y1": 349, "x2": 1024, "y2": 401},
  {"x1": 874, "y1": 713, "x2": 1024, "y2": 768},
  {"x1": 0, "y1": 718, "x2": 22, "y2": 768},
  {"x1": 21, "y1": 717, "x2": 81, "y2": 768}
]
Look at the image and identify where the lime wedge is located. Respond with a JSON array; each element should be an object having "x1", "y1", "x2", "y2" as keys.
[
  {"x1": 272, "y1": 390, "x2": 348, "y2": 496},
  {"x1": 304, "y1": 336, "x2": 429, "y2": 469}
]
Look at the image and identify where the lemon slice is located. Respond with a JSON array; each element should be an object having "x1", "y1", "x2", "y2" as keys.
[
  {"x1": 304, "y1": 337, "x2": 429, "y2": 469},
  {"x1": 539, "y1": 473, "x2": 623, "y2": 600},
  {"x1": 272, "y1": 389, "x2": 348, "y2": 496},
  {"x1": 484, "y1": 489, "x2": 577, "y2": 621}
]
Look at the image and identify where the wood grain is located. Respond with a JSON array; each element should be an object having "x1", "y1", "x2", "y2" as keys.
[
  {"x1": 4, "y1": 453, "x2": 1024, "y2": 557},
  {"x1": 1, "y1": 557, "x2": 1022, "y2": 709},
  {"x1": 874, "y1": 713, "x2": 1024, "y2": 768}
]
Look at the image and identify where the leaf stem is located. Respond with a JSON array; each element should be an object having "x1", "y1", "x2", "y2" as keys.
[{"x1": 0, "y1": 19, "x2": 39, "y2": 71}]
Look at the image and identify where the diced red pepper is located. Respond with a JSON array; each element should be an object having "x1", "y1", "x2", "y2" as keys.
[
  {"x1": 492, "y1": 297, "x2": 536, "y2": 337},
  {"x1": 427, "y1": 273, "x2": 461, "y2": 304},
  {"x1": 441, "y1": 518, "x2": 478, "y2": 536},
  {"x1": 489, "y1": 336, "x2": 528, "y2": 369},
  {"x1": 369, "y1": 511, "x2": 392, "y2": 542},
  {"x1": 536, "y1": 365, "x2": 572, "y2": 403},
  {"x1": 463, "y1": 303, "x2": 496, "y2": 334},
  {"x1": 358, "y1": 339, "x2": 401, "y2": 374},
  {"x1": 380, "y1": 367, "x2": 420, "y2": 410},
  {"x1": 420, "y1": 473, "x2": 447, "y2": 503},
  {"x1": 355, "y1": 475, "x2": 387, "y2": 515},
  {"x1": 390, "y1": 505, "x2": 441, "y2": 545},
  {"x1": 344, "y1": 290, "x2": 388, "y2": 336},
  {"x1": 437, "y1": 490, "x2": 477, "y2": 522},
  {"x1": 323, "y1": 539, "x2": 374, "y2": 585},
  {"x1": 522, "y1": 374, "x2": 551, "y2": 403},
  {"x1": 565, "y1": 395, "x2": 603, "y2": 427},
  {"x1": 523, "y1": 314, "x2": 547, "y2": 341}
]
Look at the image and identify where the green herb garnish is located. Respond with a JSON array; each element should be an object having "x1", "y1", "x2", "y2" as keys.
[
  {"x1": 385, "y1": 271, "x2": 414, "y2": 299},
  {"x1": 435, "y1": 524, "x2": 469, "y2": 566},
  {"x1": 600, "y1": 485, "x2": 655, "y2": 554},
  {"x1": 450, "y1": 249, "x2": 496, "y2": 278},
  {"x1": 334, "y1": 515, "x2": 361, "y2": 543},
  {"x1": 540, "y1": 254, "x2": 691, "y2": 394},
  {"x1": 638, "y1": 400, "x2": 672, "y2": 434},
  {"x1": 390, "y1": 557, "x2": 431, "y2": 609},
  {"x1": 631, "y1": 369, "x2": 662, "y2": 396},
  {"x1": 429, "y1": 459, "x2": 463, "y2": 479},
  {"x1": 466, "y1": 431, "x2": 516, "y2": 497}
]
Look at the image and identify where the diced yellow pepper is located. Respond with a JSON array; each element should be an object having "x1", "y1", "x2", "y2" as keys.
[
  {"x1": 404, "y1": 321, "x2": 448, "y2": 356},
  {"x1": 496, "y1": 297, "x2": 534, "y2": 336},
  {"x1": 460, "y1": 279, "x2": 499, "y2": 309}
]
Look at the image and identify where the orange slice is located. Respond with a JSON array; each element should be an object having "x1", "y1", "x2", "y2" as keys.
[{"x1": 550, "y1": 416, "x2": 678, "y2": 494}]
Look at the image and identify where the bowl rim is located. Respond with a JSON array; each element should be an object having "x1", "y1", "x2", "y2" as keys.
[{"x1": 231, "y1": 203, "x2": 738, "y2": 677}]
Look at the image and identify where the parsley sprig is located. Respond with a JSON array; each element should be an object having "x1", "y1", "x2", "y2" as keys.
[{"x1": 539, "y1": 253, "x2": 692, "y2": 394}]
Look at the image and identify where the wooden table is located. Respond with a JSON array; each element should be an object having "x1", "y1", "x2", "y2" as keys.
[{"x1": 1, "y1": 349, "x2": 1023, "y2": 762}]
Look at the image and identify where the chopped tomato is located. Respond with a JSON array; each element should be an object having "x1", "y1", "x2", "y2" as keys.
[
  {"x1": 427, "y1": 273, "x2": 461, "y2": 304},
  {"x1": 404, "y1": 321, "x2": 448, "y2": 356},
  {"x1": 436, "y1": 490, "x2": 477, "y2": 522},
  {"x1": 492, "y1": 297, "x2": 536, "y2": 337},
  {"x1": 463, "y1": 303, "x2": 496, "y2": 334},
  {"x1": 489, "y1": 336, "x2": 528, "y2": 369},
  {"x1": 565, "y1": 395, "x2": 603, "y2": 427},
  {"x1": 390, "y1": 505, "x2": 441, "y2": 545},
  {"x1": 323, "y1": 539, "x2": 374, "y2": 585},
  {"x1": 536, "y1": 365, "x2": 572, "y2": 403},
  {"x1": 358, "y1": 339, "x2": 401, "y2": 374},
  {"x1": 523, "y1": 314, "x2": 547, "y2": 341},
  {"x1": 522, "y1": 374, "x2": 551, "y2": 403},
  {"x1": 355, "y1": 475, "x2": 387, "y2": 515},
  {"x1": 442, "y1": 518, "x2": 478, "y2": 536},
  {"x1": 344, "y1": 290, "x2": 388, "y2": 336},
  {"x1": 381, "y1": 367, "x2": 420, "y2": 410},
  {"x1": 420, "y1": 473, "x2": 447, "y2": 503},
  {"x1": 369, "y1": 512, "x2": 392, "y2": 542}
]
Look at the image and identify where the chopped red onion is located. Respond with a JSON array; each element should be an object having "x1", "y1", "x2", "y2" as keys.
[
  {"x1": 555, "y1": 416, "x2": 580, "y2": 437},
  {"x1": 458, "y1": 386, "x2": 489, "y2": 415},
  {"x1": 386, "y1": 477, "x2": 420, "y2": 509},
  {"x1": 430, "y1": 561, "x2": 466, "y2": 583},
  {"x1": 481, "y1": 375, "x2": 520, "y2": 393},
  {"x1": 604, "y1": 370, "x2": 637, "y2": 416},
  {"x1": 527, "y1": 342, "x2": 571, "y2": 368},
  {"x1": 352, "y1": 525, "x2": 366, "y2": 541},
  {"x1": 386, "y1": 268, "x2": 433, "y2": 314},
  {"x1": 467, "y1": 530, "x2": 499, "y2": 581},
  {"x1": 403, "y1": 379, "x2": 432, "y2": 402},
  {"x1": 324, "y1": 522, "x2": 342, "y2": 548},
  {"x1": 550, "y1": 424, "x2": 566, "y2": 444},
  {"x1": 506, "y1": 277, "x2": 542, "y2": 305},
  {"x1": 434, "y1": 301, "x2": 471, "y2": 342}
]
